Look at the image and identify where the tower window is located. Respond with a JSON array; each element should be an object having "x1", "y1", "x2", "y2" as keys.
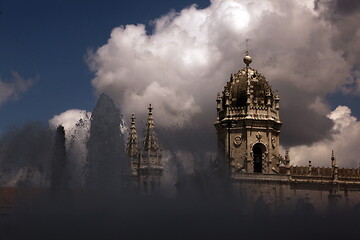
[{"x1": 253, "y1": 143, "x2": 265, "y2": 173}]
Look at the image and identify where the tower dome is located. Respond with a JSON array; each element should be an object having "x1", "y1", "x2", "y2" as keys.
[
  {"x1": 215, "y1": 51, "x2": 282, "y2": 176},
  {"x1": 225, "y1": 53, "x2": 273, "y2": 108}
]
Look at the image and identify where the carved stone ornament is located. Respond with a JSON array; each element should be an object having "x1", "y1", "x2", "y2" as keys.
[
  {"x1": 256, "y1": 132, "x2": 262, "y2": 142},
  {"x1": 233, "y1": 135, "x2": 242, "y2": 146},
  {"x1": 265, "y1": 88, "x2": 271, "y2": 96},
  {"x1": 271, "y1": 137, "x2": 276, "y2": 149}
]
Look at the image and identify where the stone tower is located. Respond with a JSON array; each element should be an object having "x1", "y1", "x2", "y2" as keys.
[
  {"x1": 214, "y1": 52, "x2": 282, "y2": 176},
  {"x1": 126, "y1": 105, "x2": 163, "y2": 193}
]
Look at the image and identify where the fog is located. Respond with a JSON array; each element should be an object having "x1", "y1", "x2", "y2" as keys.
[{"x1": 1, "y1": 94, "x2": 360, "y2": 240}]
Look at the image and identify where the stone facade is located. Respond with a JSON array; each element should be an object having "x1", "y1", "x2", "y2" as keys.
[{"x1": 215, "y1": 52, "x2": 360, "y2": 212}]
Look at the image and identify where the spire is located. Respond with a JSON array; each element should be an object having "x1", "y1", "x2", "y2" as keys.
[
  {"x1": 126, "y1": 114, "x2": 139, "y2": 176},
  {"x1": 274, "y1": 90, "x2": 280, "y2": 101},
  {"x1": 216, "y1": 93, "x2": 222, "y2": 121},
  {"x1": 126, "y1": 114, "x2": 139, "y2": 159},
  {"x1": 285, "y1": 149, "x2": 291, "y2": 176},
  {"x1": 266, "y1": 88, "x2": 272, "y2": 107},
  {"x1": 216, "y1": 92, "x2": 221, "y2": 109},
  {"x1": 138, "y1": 105, "x2": 163, "y2": 194},
  {"x1": 331, "y1": 150, "x2": 338, "y2": 182},
  {"x1": 274, "y1": 90, "x2": 280, "y2": 112},
  {"x1": 285, "y1": 149, "x2": 290, "y2": 160},
  {"x1": 143, "y1": 104, "x2": 160, "y2": 152},
  {"x1": 224, "y1": 90, "x2": 231, "y2": 118}
]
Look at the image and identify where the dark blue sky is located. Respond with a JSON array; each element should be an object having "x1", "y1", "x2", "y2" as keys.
[
  {"x1": 0, "y1": 0, "x2": 210, "y2": 133},
  {"x1": 0, "y1": 0, "x2": 359, "y2": 134}
]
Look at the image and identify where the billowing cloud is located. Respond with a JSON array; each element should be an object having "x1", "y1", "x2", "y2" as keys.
[
  {"x1": 290, "y1": 105, "x2": 360, "y2": 168},
  {"x1": 315, "y1": 0, "x2": 360, "y2": 93},
  {"x1": 49, "y1": 109, "x2": 91, "y2": 131},
  {"x1": 48, "y1": 109, "x2": 92, "y2": 154},
  {"x1": 87, "y1": 0, "x2": 359, "y2": 151},
  {"x1": 0, "y1": 71, "x2": 36, "y2": 107}
]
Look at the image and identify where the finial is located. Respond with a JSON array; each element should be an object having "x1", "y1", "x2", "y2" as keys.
[
  {"x1": 275, "y1": 90, "x2": 279, "y2": 100},
  {"x1": 285, "y1": 149, "x2": 291, "y2": 176},
  {"x1": 285, "y1": 149, "x2": 290, "y2": 160},
  {"x1": 243, "y1": 51, "x2": 252, "y2": 66},
  {"x1": 131, "y1": 113, "x2": 135, "y2": 124},
  {"x1": 148, "y1": 104, "x2": 153, "y2": 114},
  {"x1": 216, "y1": 92, "x2": 221, "y2": 104},
  {"x1": 332, "y1": 151, "x2": 338, "y2": 182}
]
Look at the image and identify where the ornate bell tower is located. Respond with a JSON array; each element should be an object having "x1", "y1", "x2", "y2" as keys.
[{"x1": 214, "y1": 52, "x2": 282, "y2": 176}]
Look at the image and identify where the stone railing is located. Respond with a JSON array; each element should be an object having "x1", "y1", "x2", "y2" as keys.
[
  {"x1": 219, "y1": 106, "x2": 278, "y2": 120},
  {"x1": 291, "y1": 166, "x2": 332, "y2": 177},
  {"x1": 228, "y1": 107, "x2": 246, "y2": 117},
  {"x1": 280, "y1": 165, "x2": 360, "y2": 181},
  {"x1": 338, "y1": 168, "x2": 360, "y2": 178}
]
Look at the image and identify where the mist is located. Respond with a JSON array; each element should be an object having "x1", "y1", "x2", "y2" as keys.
[
  {"x1": 1, "y1": 0, "x2": 360, "y2": 239},
  {"x1": 1, "y1": 94, "x2": 360, "y2": 240}
]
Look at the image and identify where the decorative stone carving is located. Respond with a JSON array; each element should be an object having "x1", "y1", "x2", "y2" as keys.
[
  {"x1": 234, "y1": 161, "x2": 242, "y2": 172},
  {"x1": 233, "y1": 135, "x2": 242, "y2": 146},
  {"x1": 256, "y1": 132, "x2": 262, "y2": 142},
  {"x1": 271, "y1": 137, "x2": 276, "y2": 149}
]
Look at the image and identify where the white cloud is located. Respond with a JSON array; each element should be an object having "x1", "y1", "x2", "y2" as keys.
[
  {"x1": 0, "y1": 71, "x2": 36, "y2": 107},
  {"x1": 124, "y1": 81, "x2": 200, "y2": 127},
  {"x1": 48, "y1": 109, "x2": 92, "y2": 156},
  {"x1": 290, "y1": 105, "x2": 360, "y2": 168},
  {"x1": 87, "y1": 0, "x2": 358, "y2": 148},
  {"x1": 49, "y1": 109, "x2": 91, "y2": 131}
]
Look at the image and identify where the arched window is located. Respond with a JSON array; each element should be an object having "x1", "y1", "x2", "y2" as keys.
[{"x1": 253, "y1": 143, "x2": 265, "y2": 173}]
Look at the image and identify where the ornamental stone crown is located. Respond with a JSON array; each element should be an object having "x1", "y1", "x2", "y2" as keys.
[
  {"x1": 214, "y1": 51, "x2": 282, "y2": 176},
  {"x1": 216, "y1": 52, "x2": 281, "y2": 123}
]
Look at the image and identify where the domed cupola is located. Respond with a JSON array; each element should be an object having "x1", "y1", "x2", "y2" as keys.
[
  {"x1": 222, "y1": 52, "x2": 274, "y2": 110},
  {"x1": 217, "y1": 52, "x2": 280, "y2": 121},
  {"x1": 215, "y1": 51, "x2": 282, "y2": 176}
]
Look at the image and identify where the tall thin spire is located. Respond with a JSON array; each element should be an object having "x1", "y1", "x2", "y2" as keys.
[
  {"x1": 285, "y1": 149, "x2": 291, "y2": 176},
  {"x1": 126, "y1": 113, "x2": 139, "y2": 176},
  {"x1": 331, "y1": 150, "x2": 338, "y2": 181},
  {"x1": 143, "y1": 104, "x2": 159, "y2": 152},
  {"x1": 126, "y1": 114, "x2": 139, "y2": 158},
  {"x1": 139, "y1": 104, "x2": 163, "y2": 194},
  {"x1": 331, "y1": 150, "x2": 336, "y2": 167}
]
